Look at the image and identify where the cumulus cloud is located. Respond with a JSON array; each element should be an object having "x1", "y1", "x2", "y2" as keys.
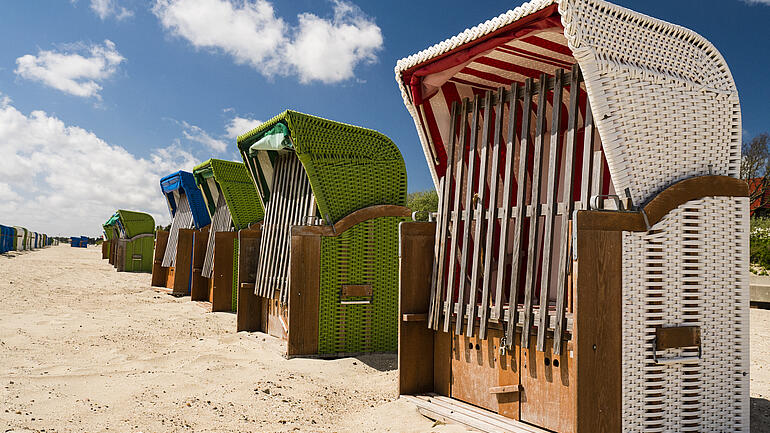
[
  {"x1": 90, "y1": 0, "x2": 134, "y2": 20},
  {"x1": 179, "y1": 121, "x2": 229, "y2": 152},
  {"x1": 225, "y1": 116, "x2": 261, "y2": 139},
  {"x1": 153, "y1": 0, "x2": 382, "y2": 83},
  {"x1": 743, "y1": 0, "x2": 770, "y2": 4},
  {"x1": 0, "y1": 93, "x2": 196, "y2": 236},
  {"x1": 15, "y1": 40, "x2": 125, "y2": 99}
]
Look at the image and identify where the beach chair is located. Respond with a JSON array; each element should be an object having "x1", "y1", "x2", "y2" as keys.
[
  {"x1": 13, "y1": 227, "x2": 25, "y2": 251},
  {"x1": 192, "y1": 159, "x2": 264, "y2": 312},
  {"x1": 151, "y1": 171, "x2": 212, "y2": 295},
  {"x1": 0, "y1": 225, "x2": 14, "y2": 253},
  {"x1": 111, "y1": 210, "x2": 155, "y2": 272},
  {"x1": 236, "y1": 110, "x2": 410, "y2": 357},
  {"x1": 104, "y1": 213, "x2": 120, "y2": 265},
  {"x1": 394, "y1": 1, "x2": 748, "y2": 431}
]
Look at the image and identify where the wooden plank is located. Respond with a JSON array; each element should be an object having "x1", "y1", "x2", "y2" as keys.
[
  {"x1": 430, "y1": 101, "x2": 459, "y2": 329},
  {"x1": 591, "y1": 150, "x2": 603, "y2": 200},
  {"x1": 341, "y1": 284, "x2": 373, "y2": 297},
  {"x1": 579, "y1": 99, "x2": 595, "y2": 211},
  {"x1": 520, "y1": 337, "x2": 573, "y2": 433},
  {"x1": 493, "y1": 83, "x2": 519, "y2": 326},
  {"x1": 210, "y1": 231, "x2": 236, "y2": 312},
  {"x1": 553, "y1": 65, "x2": 581, "y2": 355},
  {"x1": 171, "y1": 228, "x2": 194, "y2": 296},
  {"x1": 236, "y1": 227, "x2": 262, "y2": 332},
  {"x1": 398, "y1": 222, "x2": 437, "y2": 395},
  {"x1": 190, "y1": 226, "x2": 210, "y2": 302},
  {"x1": 402, "y1": 313, "x2": 428, "y2": 322},
  {"x1": 573, "y1": 217, "x2": 622, "y2": 433},
  {"x1": 151, "y1": 230, "x2": 169, "y2": 287},
  {"x1": 480, "y1": 86, "x2": 505, "y2": 340},
  {"x1": 505, "y1": 79, "x2": 532, "y2": 348},
  {"x1": 536, "y1": 68, "x2": 563, "y2": 352},
  {"x1": 287, "y1": 229, "x2": 321, "y2": 357},
  {"x1": 521, "y1": 74, "x2": 548, "y2": 349},
  {"x1": 444, "y1": 98, "x2": 470, "y2": 333},
  {"x1": 467, "y1": 90, "x2": 494, "y2": 337},
  {"x1": 434, "y1": 330, "x2": 452, "y2": 396},
  {"x1": 654, "y1": 326, "x2": 701, "y2": 350},
  {"x1": 489, "y1": 385, "x2": 520, "y2": 394},
  {"x1": 455, "y1": 94, "x2": 481, "y2": 335}
]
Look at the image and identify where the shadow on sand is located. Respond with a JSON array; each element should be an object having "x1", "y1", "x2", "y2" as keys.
[{"x1": 753, "y1": 397, "x2": 770, "y2": 433}]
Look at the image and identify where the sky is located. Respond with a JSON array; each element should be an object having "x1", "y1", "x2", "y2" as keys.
[{"x1": 0, "y1": 0, "x2": 768, "y2": 237}]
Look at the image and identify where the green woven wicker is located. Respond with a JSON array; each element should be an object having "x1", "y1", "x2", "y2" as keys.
[
  {"x1": 192, "y1": 159, "x2": 264, "y2": 229},
  {"x1": 317, "y1": 216, "x2": 406, "y2": 354},
  {"x1": 237, "y1": 110, "x2": 407, "y2": 224},
  {"x1": 116, "y1": 210, "x2": 155, "y2": 238},
  {"x1": 112, "y1": 210, "x2": 155, "y2": 273}
]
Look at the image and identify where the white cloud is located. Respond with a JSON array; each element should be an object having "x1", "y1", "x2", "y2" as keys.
[
  {"x1": 0, "y1": 93, "x2": 196, "y2": 236},
  {"x1": 179, "y1": 121, "x2": 228, "y2": 152},
  {"x1": 90, "y1": 0, "x2": 134, "y2": 20},
  {"x1": 225, "y1": 116, "x2": 262, "y2": 139},
  {"x1": 743, "y1": 0, "x2": 770, "y2": 4},
  {"x1": 153, "y1": 0, "x2": 382, "y2": 83},
  {"x1": 15, "y1": 40, "x2": 125, "y2": 99}
]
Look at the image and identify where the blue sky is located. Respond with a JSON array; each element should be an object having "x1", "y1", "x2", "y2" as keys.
[{"x1": 0, "y1": 0, "x2": 768, "y2": 236}]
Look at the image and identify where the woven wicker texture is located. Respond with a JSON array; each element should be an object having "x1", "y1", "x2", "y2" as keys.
[
  {"x1": 317, "y1": 216, "x2": 406, "y2": 355},
  {"x1": 237, "y1": 110, "x2": 407, "y2": 224},
  {"x1": 622, "y1": 197, "x2": 749, "y2": 432},
  {"x1": 160, "y1": 170, "x2": 211, "y2": 229},
  {"x1": 231, "y1": 237, "x2": 239, "y2": 312},
  {"x1": 116, "y1": 210, "x2": 155, "y2": 238},
  {"x1": 193, "y1": 159, "x2": 264, "y2": 229},
  {"x1": 394, "y1": 0, "x2": 740, "y2": 206}
]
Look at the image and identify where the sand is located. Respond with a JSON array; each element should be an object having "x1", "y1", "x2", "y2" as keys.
[{"x1": 0, "y1": 245, "x2": 768, "y2": 432}]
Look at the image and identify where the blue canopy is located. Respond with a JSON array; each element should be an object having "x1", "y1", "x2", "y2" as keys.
[
  {"x1": 0, "y1": 225, "x2": 14, "y2": 253},
  {"x1": 160, "y1": 170, "x2": 210, "y2": 229}
]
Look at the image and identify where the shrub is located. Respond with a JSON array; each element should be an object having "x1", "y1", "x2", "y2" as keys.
[
  {"x1": 750, "y1": 217, "x2": 770, "y2": 270},
  {"x1": 406, "y1": 189, "x2": 438, "y2": 221}
]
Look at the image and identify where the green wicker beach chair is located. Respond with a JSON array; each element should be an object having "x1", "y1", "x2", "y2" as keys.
[
  {"x1": 237, "y1": 110, "x2": 409, "y2": 357},
  {"x1": 192, "y1": 159, "x2": 264, "y2": 312},
  {"x1": 111, "y1": 210, "x2": 155, "y2": 272}
]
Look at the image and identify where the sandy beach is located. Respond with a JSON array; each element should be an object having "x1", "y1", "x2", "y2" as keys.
[{"x1": 0, "y1": 245, "x2": 768, "y2": 432}]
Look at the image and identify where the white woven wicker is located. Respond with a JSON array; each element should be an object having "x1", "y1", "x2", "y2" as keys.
[
  {"x1": 395, "y1": 0, "x2": 748, "y2": 431},
  {"x1": 622, "y1": 197, "x2": 749, "y2": 433}
]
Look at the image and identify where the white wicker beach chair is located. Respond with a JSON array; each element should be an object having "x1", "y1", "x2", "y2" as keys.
[{"x1": 395, "y1": 1, "x2": 748, "y2": 432}]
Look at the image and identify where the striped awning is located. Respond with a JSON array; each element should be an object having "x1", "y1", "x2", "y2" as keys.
[{"x1": 396, "y1": 3, "x2": 576, "y2": 185}]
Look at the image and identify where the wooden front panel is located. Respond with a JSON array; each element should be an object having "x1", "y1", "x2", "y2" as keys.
[
  {"x1": 210, "y1": 231, "x2": 236, "y2": 312},
  {"x1": 166, "y1": 267, "x2": 176, "y2": 290},
  {"x1": 287, "y1": 230, "x2": 321, "y2": 357},
  {"x1": 171, "y1": 228, "x2": 194, "y2": 295},
  {"x1": 450, "y1": 326, "x2": 519, "y2": 418},
  {"x1": 151, "y1": 231, "x2": 169, "y2": 287},
  {"x1": 573, "y1": 225, "x2": 621, "y2": 433},
  {"x1": 398, "y1": 222, "x2": 436, "y2": 395},
  {"x1": 236, "y1": 228, "x2": 262, "y2": 332},
  {"x1": 520, "y1": 337, "x2": 573, "y2": 432},
  {"x1": 190, "y1": 226, "x2": 210, "y2": 302}
]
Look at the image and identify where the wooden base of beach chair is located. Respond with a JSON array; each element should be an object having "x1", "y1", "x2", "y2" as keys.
[
  {"x1": 235, "y1": 227, "x2": 262, "y2": 332},
  {"x1": 151, "y1": 231, "x2": 169, "y2": 286},
  {"x1": 190, "y1": 226, "x2": 209, "y2": 301}
]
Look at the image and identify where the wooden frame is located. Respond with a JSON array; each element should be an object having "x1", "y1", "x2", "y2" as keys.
[
  {"x1": 398, "y1": 175, "x2": 747, "y2": 432},
  {"x1": 151, "y1": 228, "x2": 199, "y2": 296},
  {"x1": 247, "y1": 205, "x2": 411, "y2": 358}
]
